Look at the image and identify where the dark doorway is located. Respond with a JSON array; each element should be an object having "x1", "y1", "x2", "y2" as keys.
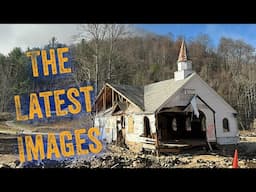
[
  {"x1": 144, "y1": 116, "x2": 151, "y2": 137},
  {"x1": 190, "y1": 111, "x2": 206, "y2": 139},
  {"x1": 157, "y1": 110, "x2": 206, "y2": 141},
  {"x1": 116, "y1": 115, "x2": 126, "y2": 147},
  {"x1": 121, "y1": 116, "x2": 126, "y2": 146}
]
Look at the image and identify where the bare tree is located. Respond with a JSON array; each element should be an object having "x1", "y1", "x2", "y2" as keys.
[
  {"x1": 74, "y1": 24, "x2": 109, "y2": 94},
  {"x1": 49, "y1": 36, "x2": 58, "y2": 48},
  {"x1": 74, "y1": 24, "x2": 131, "y2": 92},
  {"x1": 77, "y1": 24, "x2": 108, "y2": 57},
  {"x1": 105, "y1": 24, "x2": 130, "y2": 80}
]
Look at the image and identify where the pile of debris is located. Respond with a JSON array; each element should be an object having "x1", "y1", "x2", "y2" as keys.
[
  {"x1": 0, "y1": 144, "x2": 251, "y2": 168},
  {"x1": 0, "y1": 113, "x2": 14, "y2": 121},
  {"x1": 0, "y1": 159, "x2": 20, "y2": 168}
]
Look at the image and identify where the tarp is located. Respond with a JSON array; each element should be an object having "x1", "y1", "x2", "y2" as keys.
[{"x1": 190, "y1": 95, "x2": 199, "y2": 118}]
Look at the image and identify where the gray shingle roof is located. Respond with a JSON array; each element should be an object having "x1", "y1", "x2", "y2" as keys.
[
  {"x1": 106, "y1": 73, "x2": 196, "y2": 112},
  {"x1": 108, "y1": 83, "x2": 144, "y2": 110},
  {"x1": 144, "y1": 73, "x2": 196, "y2": 111}
]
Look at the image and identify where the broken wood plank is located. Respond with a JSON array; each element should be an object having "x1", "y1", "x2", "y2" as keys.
[
  {"x1": 103, "y1": 87, "x2": 106, "y2": 110},
  {"x1": 112, "y1": 89, "x2": 114, "y2": 107},
  {"x1": 207, "y1": 142, "x2": 213, "y2": 151},
  {"x1": 158, "y1": 148, "x2": 180, "y2": 153},
  {"x1": 142, "y1": 143, "x2": 156, "y2": 150},
  {"x1": 111, "y1": 163, "x2": 119, "y2": 168}
]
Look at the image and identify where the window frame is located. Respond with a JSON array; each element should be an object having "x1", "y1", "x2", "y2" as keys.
[{"x1": 223, "y1": 118, "x2": 230, "y2": 132}]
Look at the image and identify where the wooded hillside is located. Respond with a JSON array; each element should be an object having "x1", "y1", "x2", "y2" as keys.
[{"x1": 1, "y1": 24, "x2": 255, "y2": 129}]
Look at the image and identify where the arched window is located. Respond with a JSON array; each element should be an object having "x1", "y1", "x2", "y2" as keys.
[
  {"x1": 143, "y1": 116, "x2": 151, "y2": 137},
  {"x1": 223, "y1": 118, "x2": 230, "y2": 132}
]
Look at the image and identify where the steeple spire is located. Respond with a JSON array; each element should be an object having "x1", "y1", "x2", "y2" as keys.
[
  {"x1": 174, "y1": 40, "x2": 193, "y2": 81},
  {"x1": 178, "y1": 39, "x2": 189, "y2": 62}
]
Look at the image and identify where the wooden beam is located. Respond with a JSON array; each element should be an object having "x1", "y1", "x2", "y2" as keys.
[
  {"x1": 112, "y1": 89, "x2": 114, "y2": 107},
  {"x1": 155, "y1": 114, "x2": 160, "y2": 156},
  {"x1": 95, "y1": 101, "x2": 98, "y2": 113},
  {"x1": 103, "y1": 87, "x2": 106, "y2": 110},
  {"x1": 106, "y1": 83, "x2": 143, "y2": 110},
  {"x1": 158, "y1": 148, "x2": 180, "y2": 153}
]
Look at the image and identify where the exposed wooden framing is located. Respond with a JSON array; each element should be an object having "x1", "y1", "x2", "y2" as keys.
[
  {"x1": 96, "y1": 94, "x2": 103, "y2": 113},
  {"x1": 155, "y1": 113, "x2": 160, "y2": 156},
  {"x1": 112, "y1": 89, "x2": 114, "y2": 107},
  {"x1": 95, "y1": 83, "x2": 143, "y2": 112},
  {"x1": 105, "y1": 86, "x2": 110, "y2": 109},
  {"x1": 118, "y1": 94, "x2": 123, "y2": 102},
  {"x1": 207, "y1": 142, "x2": 213, "y2": 151},
  {"x1": 106, "y1": 83, "x2": 142, "y2": 110},
  {"x1": 95, "y1": 104, "x2": 97, "y2": 113},
  {"x1": 103, "y1": 86, "x2": 106, "y2": 110}
]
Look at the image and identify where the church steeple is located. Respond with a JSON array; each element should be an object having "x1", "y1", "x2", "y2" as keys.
[
  {"x1": 178, "y1": 40, "x2": 189, "y2": 62},
  {"x1": 174, "y1": 40, "x2": 193, "y2": 81}
]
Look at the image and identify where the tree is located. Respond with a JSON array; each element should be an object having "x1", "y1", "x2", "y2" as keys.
[
  {"x1": 0, "y1": 48, "x2": 29, "y2": 112},
  {"x1": 0, "y1": 53, "x2": 10, "y2": 112},
  {"x1": 74, "y1": 24, "x2": 131, "y2": 92},
  {"x1": 49, "y1": 36, "x2": 57, "y2": 48},
  {"x1": 105, "y1": 24, "x2": 130, "y2": 80}
]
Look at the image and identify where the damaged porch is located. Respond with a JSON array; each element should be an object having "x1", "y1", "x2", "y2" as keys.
[{"x1": 141, "y1": 103, "x2": 212, "y2": 154}]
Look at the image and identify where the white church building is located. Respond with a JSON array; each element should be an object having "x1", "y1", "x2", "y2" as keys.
[{"x1": 94, "y1": 40, "x2": 239, "y2": 153}]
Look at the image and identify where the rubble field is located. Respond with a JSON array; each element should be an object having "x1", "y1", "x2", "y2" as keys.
[
  {"x1": 1, "y1": 139, "x2": 256, "y2": 168},
  {"x1": 1, "y1": 120, "x2": 256, "y2": 168}
]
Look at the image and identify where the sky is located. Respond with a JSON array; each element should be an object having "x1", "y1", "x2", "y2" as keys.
[
  {"x1": 1, "y1": 24, "x2": 256, "y2": 55},
  {"x1": 0, "y1": 24, "x2": 78, "y2": 55},
  {"x1": 137, "y1": 24, "x2": 256, "y2": 48}
]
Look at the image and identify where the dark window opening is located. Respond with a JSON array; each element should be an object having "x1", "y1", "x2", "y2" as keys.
[
  {"x1": 121, "y1": 116, "x2": 125, "y2": 129},
  {"x1": 223, "y1": 118, "x2": 230, "y2": 132},
  {"x1": 143, "y1": 116, "x2": 151, "y2": 137}
]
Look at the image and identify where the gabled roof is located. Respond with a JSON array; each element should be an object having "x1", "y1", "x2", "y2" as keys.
[
  {"x1": 97, "y1": 73, "x2": 196, "y2": 112},
  {"x1": 97, "y1": 71, "x2": 236, "y2": 114},
  {"x1": 144, "y1": 73, "x2": 196, "y2": 111},
  {"x1": 107, "y1": 83, "x2": 144, "y2": 110},
  {"x1": 195, "y1": 73, "x2": 237, "y2": 113}
]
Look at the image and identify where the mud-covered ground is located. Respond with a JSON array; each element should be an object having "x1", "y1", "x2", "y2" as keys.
[
  {"x1": 1, "y1": 139, "x2": 256, "y2": 168},
  {"x1": 1, "y1": 120, "x2": 256, "y2": 168}
]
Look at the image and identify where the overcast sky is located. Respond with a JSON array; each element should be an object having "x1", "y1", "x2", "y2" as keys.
[{"x1": 0, "y1": 24, "x2": 78, "y2": 55}]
